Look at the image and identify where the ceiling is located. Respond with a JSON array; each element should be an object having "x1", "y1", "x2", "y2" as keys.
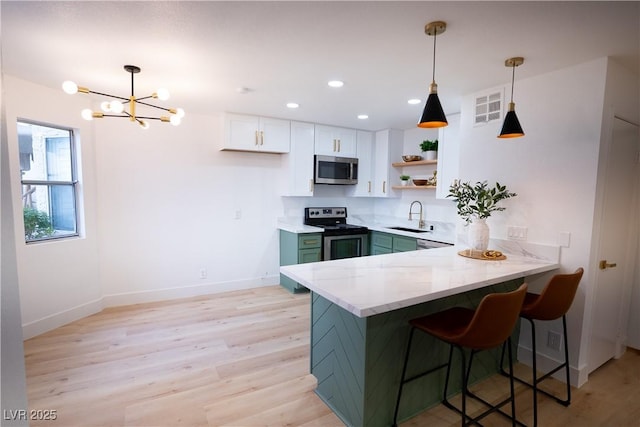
[{"x1": 2, "y1": 1, "x2": 639, "y2": 131}]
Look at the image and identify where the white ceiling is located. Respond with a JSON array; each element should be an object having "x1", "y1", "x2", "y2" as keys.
[{"x1": 2, "y1": 1, "x2": 639, "y2": 131}]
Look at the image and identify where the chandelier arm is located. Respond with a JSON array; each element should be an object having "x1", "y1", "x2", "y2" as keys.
[
  {"x1": 134, "y1": 100, "x2": 176, "y2": 112},
  {"x1": 87, "y1": 90, "x2": 130, "y2": 102},
  {"x1": 135, "y1": 116, "x2": 166, "y2": 121}
]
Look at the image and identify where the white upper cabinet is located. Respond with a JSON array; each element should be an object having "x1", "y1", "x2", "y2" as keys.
[
  {"x1": 372, "y1": 129, "x2": 403, "y2": 197},
  {"x1": 282, "y1": 121, "x2": 315, "y2": 197},
  {"x1": 350, "y1": 130, "x2": 374, "y2": 197},
  {"x1": 222, "y1": 113, "x2": 290, "y2": 153},
  {"x1": 314, "y1": 125, "x2": 357, "y2": 157}
]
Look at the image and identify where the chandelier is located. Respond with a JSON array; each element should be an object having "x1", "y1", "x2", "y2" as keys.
[{"x1": 63, "y1": 65, "x2": 185, "y2": 129}]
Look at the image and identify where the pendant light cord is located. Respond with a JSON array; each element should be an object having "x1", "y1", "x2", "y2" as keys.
[
  {"x1": 431, "y1": 30, "x2": 437, "y2": 84},
  {"x1": 509, "y1": 64, "x2": 515, "y2": 103}
]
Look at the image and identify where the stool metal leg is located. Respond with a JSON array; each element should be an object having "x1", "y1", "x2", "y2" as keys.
[{"x1": 393, "y1": 327, "x2": 416, "y2": 427}]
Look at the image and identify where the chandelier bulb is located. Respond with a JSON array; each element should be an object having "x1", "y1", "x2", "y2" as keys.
[
  {"x1": 155, "y1": 88, "x2": 170, "y2": 101},
  {"x1": 110, "y1": 101, "x2": 124, "y2": 114},
  {"x1": 100, "y1": 101, "x2": 112, "y2": 112},
  {"x1": 175, "y1": 108, "x2": 185, "y2": 118},
  {"x1": 170, "y1": 115, "x2": 181, "y2": 126},
  {"x1": 81, "y1": 109, "x2": 94, "y2": 121},
  {"x1": 139, "y1": 120, "x2": 150, "y2": 130},
  {"x1": 63, "y1": 81, "x2": 78, "y2": 94}
]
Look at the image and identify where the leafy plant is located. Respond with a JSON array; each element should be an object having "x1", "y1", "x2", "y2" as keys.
[
  {"x1": 400, "y1": 175, "x2": 410, "y2": 180},
  {"x1": 447, "y1": 180, "x2": 517, "y2": 223},
  {"x1": 420, "y1": 139, "x2": 438, "y2": 152},
  {"x1": 23, "y1": 206, "x2": 54, "y2": 240}
]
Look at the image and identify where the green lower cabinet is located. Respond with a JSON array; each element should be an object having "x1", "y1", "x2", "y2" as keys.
[
  {"x1": 370, "y1": 231, "x2": 417, "y2": 254},
  {"x1": 279, "y1": 230, "x2": 321, "y2": 293}
]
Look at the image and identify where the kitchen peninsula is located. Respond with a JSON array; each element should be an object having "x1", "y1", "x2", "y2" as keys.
[{"x1": 280, "y1": 244, "x2": 559, "y2": 427}]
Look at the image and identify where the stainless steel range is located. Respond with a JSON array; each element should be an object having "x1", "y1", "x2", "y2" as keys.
[{"x1": 304, "y1": 207, "x2": 369, "y2": 261}]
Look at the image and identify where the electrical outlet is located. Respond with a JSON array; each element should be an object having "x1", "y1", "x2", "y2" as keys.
[
  {"x1": 507, "y1": 226, "x2": 528, "y2": 240},
  {"x1": 235, "y1": 210, "x2": 242, "y2": 220},
  {"x1": 199, "y1": 269, "x2": 207, "y2": 279},
  {"x1": 547, "y1": 331, "x2": 562, "y2": 351}
]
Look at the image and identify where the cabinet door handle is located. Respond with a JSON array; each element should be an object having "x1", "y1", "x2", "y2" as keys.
[
  {"x1": 303, "y1": 239, "x2": 319, "y2": 245},
  {"x1": 383, "y1": 181, "x2": 386, "y2": 194},
  {"x1": 368, "y1": 181, "x2": 371, "y2": 193},
  {"x1": 309, "y1": 179, "x2": 314, "y2": 193},
  {"x1": 337, "y1": 139, "x2": 341, "y2": 152},
  {"x1": 260, "y1": 130, "x2": 264, "y2": 145},
  {"x1": 255, "y1": 130, "x2": 259, "y2": 146},
  {"x1": 333, "y1": 139, "x2": 337, "y2": 152}
]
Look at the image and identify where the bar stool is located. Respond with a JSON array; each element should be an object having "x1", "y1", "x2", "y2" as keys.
[
  {"x1": 393, "y1": 284, "x2": 528, "y2": 427},
  {"x1": 500, "y1": 267, "x2": 584, "y2": 427}
]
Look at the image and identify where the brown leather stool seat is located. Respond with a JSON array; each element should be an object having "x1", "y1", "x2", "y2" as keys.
[
  {"x1": 500, "y1": 268, "x2": 584, "y2": 427},
  {"x1": 393, "y1": 284, "x2": 528, "y2": 427}
]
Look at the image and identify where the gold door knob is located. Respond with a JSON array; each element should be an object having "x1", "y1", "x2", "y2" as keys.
[{"x1": 599, "y1": 260, "x2": 617, "y2": 270}]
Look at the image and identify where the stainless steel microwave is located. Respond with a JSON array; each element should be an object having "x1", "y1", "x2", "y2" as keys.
[{"x1": 314, "y1": 155, "x2": 358, "y2": 185}]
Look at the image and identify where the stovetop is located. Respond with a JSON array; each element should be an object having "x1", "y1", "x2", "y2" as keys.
[{"x1": 304, "y1": 207, "x2": 368, "y2": 235}]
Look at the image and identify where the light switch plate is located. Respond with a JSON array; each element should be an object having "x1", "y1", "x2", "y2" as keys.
[
  {"x1": 559, "y1": 232, "x2": 571, "y2": 248},
  {"x1": 507, "y1": 226, "x2": 528, "y2": 241}
]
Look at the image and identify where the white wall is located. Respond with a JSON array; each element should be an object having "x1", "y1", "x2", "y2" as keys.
[
  {"x1": 95, "y1": 112, "x2": 286, "y2": 305},
  {"x1": 456, "y1": 58, "x2": 611, "y2": 385},
  {"x1": 5, "y1": 76, "x2": 103, "y2": 339}
]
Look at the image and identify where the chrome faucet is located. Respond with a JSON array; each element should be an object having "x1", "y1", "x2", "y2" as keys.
[{"x1": 408, "y1": 200, "x2": 425, "y2": 229}]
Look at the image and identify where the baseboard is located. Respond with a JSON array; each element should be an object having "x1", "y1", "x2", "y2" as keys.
[
  {"x1": 517, "y1": 344, "x2": 589, "y2": 388},
  {"x1": 22, "y1": 275, "x2": 280, "y2": 340},
  {"x1": 22, "y1": 298, "x2": 104, "y2": 340},
  {"x1": 101, "y1": 275, "x2": 280, "y2": 308}
]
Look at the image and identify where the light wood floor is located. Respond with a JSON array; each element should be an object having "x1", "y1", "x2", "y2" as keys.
[{"x1": 24, "y1": 286, "x2": 640, "y2": 426}]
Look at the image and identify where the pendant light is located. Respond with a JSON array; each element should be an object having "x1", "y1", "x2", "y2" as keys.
[
  {"x1": 498, "y1": 57, "x2": 525, "y2": 138},
  {"x1": 418, "y1": 21, "x2": 448, "y2": 128}
]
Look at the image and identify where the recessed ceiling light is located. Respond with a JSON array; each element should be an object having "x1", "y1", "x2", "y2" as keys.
[
  {"x1": 286, "y1": 102, "x2": 299, "y2": 109},
  {"x1": 357, "y1": 114, "x2": 369, "y2": 120},
  {"x1": 328, "y1": 80, "x2": 344, "y2": 88},
  {"x1": 408, "y1": 98, "x2": 422, "y2": 105}
]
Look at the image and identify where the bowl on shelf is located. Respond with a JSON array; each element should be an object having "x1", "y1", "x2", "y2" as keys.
[
  {"x1": 402, "y1": 155, "x2": 423, "y2": 162},
  {"x1": 412, "y1": 179, "x2": 429, "y2": 186}
]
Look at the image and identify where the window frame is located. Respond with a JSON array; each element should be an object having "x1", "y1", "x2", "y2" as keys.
[{"x1": 18, "y1": 119, "x2": 81, "y2": 243}]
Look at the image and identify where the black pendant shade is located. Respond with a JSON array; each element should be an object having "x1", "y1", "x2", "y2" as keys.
[
  {"x1": 418, "y1": 21, "x2": 448, "y2": 129},
  {"x1": 419, "y1": 92, "x2": 448, "y2": 128},
  {"x1": 498, "y1": 57, "x2": 525, "y2": 139},
  {"x1": 498, "y1": 106, "x2": 524, "y2": 138}
]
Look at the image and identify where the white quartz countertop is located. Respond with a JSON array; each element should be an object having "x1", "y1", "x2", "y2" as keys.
[{"x1": 280, "y1": 245, "x2": 559, "y2": 318}]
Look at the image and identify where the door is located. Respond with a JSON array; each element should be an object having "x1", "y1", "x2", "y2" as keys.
[{"x1": 588, "y1": 117, "x2": 639, "y2": 373}]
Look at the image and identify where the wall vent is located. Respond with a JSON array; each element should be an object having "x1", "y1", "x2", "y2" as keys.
[{"x1": 474, "y1": 89, "x2": 503, "y2": 126}]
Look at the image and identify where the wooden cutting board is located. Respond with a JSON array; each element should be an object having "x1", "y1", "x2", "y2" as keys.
[{"x1": 458, "y1": 249, "x2": 507, "y2": 261}]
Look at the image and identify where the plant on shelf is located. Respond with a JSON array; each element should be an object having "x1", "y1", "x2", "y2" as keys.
[
  {"x1": 419, "y1": 139, "x2": 438, "y2": 152},
  {"x1": 447, "y1": 180, "x2": 517, "y2": 223},
  {"x1": 420, "y1": 139, "x2": 438, "y2": 160},
  {"x1": 400, "y1": 175, "x2": 410, "y2": 186},
  {"x1": 447, "y1": 180, "x2": 517, "y2": 251}
]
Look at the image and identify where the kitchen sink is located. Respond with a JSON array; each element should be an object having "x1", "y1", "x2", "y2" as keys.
[{"x1": 386, "y1": 226, "x2": 430, "y2": 233}]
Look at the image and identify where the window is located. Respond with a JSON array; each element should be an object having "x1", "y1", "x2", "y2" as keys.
[
  {"x1": 18, "y1": 121, "x2": 80, "y2": 242},
  {"x1": 474, "y1": 90, "x2": 503, "y2": 125}
]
